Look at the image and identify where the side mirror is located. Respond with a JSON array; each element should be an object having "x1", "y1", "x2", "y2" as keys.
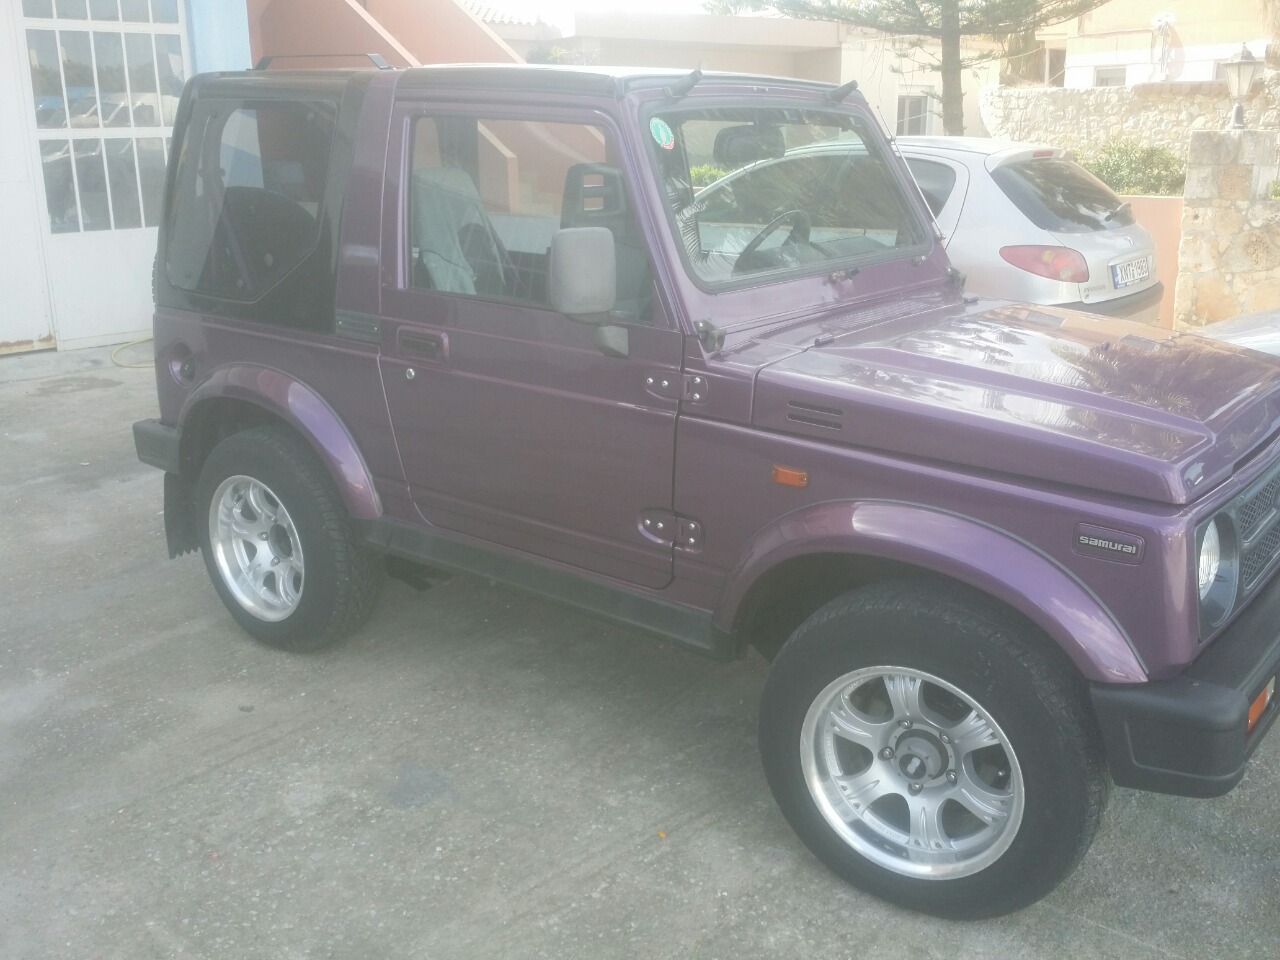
[{"x1": 549, "y1": 227, "x2": 616, "y2": 323}]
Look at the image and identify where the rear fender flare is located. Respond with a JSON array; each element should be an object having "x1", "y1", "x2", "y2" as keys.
[
  {"x1": 179, "y1": 364, "x2": 381, "y2": 519},
  {"x1": 716, "y1": 500, "x2": 1145, "y2": 683}
]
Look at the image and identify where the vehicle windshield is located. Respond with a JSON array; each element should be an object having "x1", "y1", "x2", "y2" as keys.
[{"x1": 645, "y1": 106, "x2": 928, "y2": 287}]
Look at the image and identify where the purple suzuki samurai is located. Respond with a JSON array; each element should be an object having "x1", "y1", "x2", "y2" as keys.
[{"x1": 134, "y1": 63, "x2": 1280, "y2": 917}]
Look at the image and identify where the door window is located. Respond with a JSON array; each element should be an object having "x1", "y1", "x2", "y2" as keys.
[
  {"x1": 408, "y1": 115, "x2": 654, "y2": 324},
  {"x1": 21, "y1": 0, "x2": 186, "y2": 233}
]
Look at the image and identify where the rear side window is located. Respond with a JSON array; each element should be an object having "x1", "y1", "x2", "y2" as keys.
[
  {"x1": 165, "y1": 99, "x2": 335, "y2": 306},
  {"x1": 904, "y1": 158, "x2": 957, "y2": 217},
  {"x1": 990, "y1": 158, "x2": 1133, "y2": 234}
]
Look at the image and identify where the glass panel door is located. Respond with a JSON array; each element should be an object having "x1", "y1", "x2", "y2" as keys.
[{"x1": 19, "y1": 0, "x2": 190, "y2": 348}]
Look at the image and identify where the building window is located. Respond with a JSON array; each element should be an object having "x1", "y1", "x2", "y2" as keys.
[
  {"x1": 1047, "y1": 48, "x2": 1066, "y2": 87},
  {"x1": 896, "y1": 94, "x2": 930, "y2": 136},
  {"x1": 22, "y1": 1, "x2": 186, "y2": 234},
  {"x1": 1094, "y1": 66, "x2": 1127, "y2": 88}
]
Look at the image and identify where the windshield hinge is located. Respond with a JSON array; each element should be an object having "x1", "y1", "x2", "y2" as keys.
[
  {"x1": 683, "y1": 373, "x2": 708, "y2": 404},
  {"x1": 644, "y1": 372, "x2": 709, "y2": 404}
]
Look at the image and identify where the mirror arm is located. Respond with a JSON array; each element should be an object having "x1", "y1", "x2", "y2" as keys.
[{"x1": 594, "y1": 324, "x2": 629, "y2": 359}]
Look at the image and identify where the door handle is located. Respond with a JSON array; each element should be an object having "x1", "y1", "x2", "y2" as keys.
[{"x1": 400, "y1": 331, "x2": 447, "y2": 361}]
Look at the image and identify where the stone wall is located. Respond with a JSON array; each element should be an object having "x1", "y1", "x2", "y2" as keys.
[
  {"x1": 1174, "y1": 128, "x2": 1280, "y2": 326},
  {"x1": 979, "y1": 79, "x2": 1280, "y2": 159}
]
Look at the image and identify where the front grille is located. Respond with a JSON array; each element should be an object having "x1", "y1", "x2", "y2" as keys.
[
  {"x1": 1234, "y1": 462, "x2": 1280, "y2": 592},
  {"x1": 1243, "y1": 524, "x2": 1280, "y2": 586},
  {"x1": 1238, "y1": 474, "x2": 1280, "y2": 541}
]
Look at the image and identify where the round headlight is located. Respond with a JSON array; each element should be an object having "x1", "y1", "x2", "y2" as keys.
[{"x1": 1198, "y1": 521, "x2": 1222, "y2": 601}]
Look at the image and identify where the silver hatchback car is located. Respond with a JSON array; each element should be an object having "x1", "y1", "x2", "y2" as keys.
[{"x1": 898, "y1": 137, "x2": 1162, "y2": 323}]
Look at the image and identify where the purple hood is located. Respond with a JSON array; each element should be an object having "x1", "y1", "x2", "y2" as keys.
[{"x1": 750, "y1": 299, "x2": 1280, "y2": 504}]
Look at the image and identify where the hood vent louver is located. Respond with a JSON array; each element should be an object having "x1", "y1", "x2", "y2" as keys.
[{"x1": 787, "y1": 400, "x2": 843, "y2": 430}]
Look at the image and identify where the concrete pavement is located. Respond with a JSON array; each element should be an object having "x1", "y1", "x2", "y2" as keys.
[{"x1": 1, "y1": 347, "x2": 1277, "y2": 959}]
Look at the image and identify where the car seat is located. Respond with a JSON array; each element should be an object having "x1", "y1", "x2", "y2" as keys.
[{"x1": 411, "y1": 166, "x2": 507, "y2": 297}]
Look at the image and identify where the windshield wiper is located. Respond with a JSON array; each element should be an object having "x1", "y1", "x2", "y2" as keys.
[{"x1": 1104, "y1": 201, "x2": 1131, "y2": 223}]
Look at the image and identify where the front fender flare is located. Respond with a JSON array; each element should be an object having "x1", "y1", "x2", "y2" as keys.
[
  {"x1": 716, "y1": 500, "x2": 1145, "y2": 683},
  {"x1": 179, "y1": 364, "x2": 381, "y2": 519}
]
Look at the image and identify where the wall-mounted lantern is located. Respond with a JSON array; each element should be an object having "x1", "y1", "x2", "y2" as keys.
[{"x1": 1222, "y1": 44, "x2": 1262, "y2": 129}]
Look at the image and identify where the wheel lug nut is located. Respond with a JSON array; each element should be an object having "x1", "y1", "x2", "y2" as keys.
[
  {"x1": 899, "y1": 719, "x2": 913, "y2": 729},
  {"x1": 908, "y1": 782, "x2": 923, "y2": 795},
  {"x1": 940, "y1": 734, "x2": 951, "y2": 744},
  {"x1": 946, "y1": 771, "x2": 957, "y2": 784},
  {"x1": 879, "y1": 747, "x2": 894, "y2": 760}
]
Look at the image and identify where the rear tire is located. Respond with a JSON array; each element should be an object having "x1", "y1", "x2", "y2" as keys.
[
  {"x1": 758, "y1": 580, "x2": 1107, "y2": 918},
  {"x1": 195, "y1": 426, "x2": 384, "y2": 651}
]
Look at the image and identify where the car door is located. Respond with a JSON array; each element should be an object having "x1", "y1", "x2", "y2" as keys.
[{"x1": 377, "y1": 102, "x2": 682, "y2": 589}]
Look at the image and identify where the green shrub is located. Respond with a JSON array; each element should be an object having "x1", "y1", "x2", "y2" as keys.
[
  {"x1": 1079, "y1": 139, "x2": 1185, "y2": 196},
  {"x1": 690, "y1": 163, "x2": 729, "y2": 188}
]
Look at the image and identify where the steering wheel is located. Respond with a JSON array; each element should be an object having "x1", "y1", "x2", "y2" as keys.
[{"x1": 734, "y1": 209, "x2": 812, "y2": 272}]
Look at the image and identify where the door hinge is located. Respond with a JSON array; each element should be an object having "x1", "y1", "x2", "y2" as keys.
[
  {"x1": 644, "y1": 372, "x2": 709, "y2": 404},
  {"x1": 639, "y1": 511, "x2": 704, "y2": 552}
]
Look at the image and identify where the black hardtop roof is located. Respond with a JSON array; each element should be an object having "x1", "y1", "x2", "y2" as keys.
[
  {"x1": 396, "y1": 63, "x2": 839, "y2": 97},
  {"x1": 196, "y1": 62, "x2": 850, "y2": 101},
  {"x1": 190, "y1": 69, "x2": 366, "y2": 100}
]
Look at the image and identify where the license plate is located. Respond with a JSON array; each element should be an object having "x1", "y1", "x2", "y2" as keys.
[{"x1": 1111, "y1": 256, "x2": 1150, "y2": 289}]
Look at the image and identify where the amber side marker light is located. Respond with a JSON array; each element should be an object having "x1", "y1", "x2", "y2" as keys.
[
  {"x1": 772, "y1": 465, "x2": 809, "y2": 487},
  {"x1": 1247, "y1": 677, "x2": 1276, "y2": 734}
]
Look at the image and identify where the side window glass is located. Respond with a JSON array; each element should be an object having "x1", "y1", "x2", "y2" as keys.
[
  {"x1": 408, "y1": 115, "x2": 654, "y2": 324},
  {"x1": 166, "y1": 99, "x2": 334, "y2": 304},
  {"x1": 904, "y1": 158, "x2": 957, "y2": 217}
]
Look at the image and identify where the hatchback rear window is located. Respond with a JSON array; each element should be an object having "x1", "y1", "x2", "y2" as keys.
[{"x1": 991, "y1": 159, "x2": 1133, "y2": 234}]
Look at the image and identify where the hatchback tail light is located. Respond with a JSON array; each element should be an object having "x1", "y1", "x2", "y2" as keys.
[{"x1": 999, "y1": 245, "x2": 1089, "y2": 283}]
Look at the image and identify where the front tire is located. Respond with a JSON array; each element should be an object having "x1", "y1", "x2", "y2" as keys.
[
  {"x1": 759, "y1": 580, "x2": 1107, "y2": 918},
  {"x1": 195, "y1": 426, "x2": 384, "y2": 651}
]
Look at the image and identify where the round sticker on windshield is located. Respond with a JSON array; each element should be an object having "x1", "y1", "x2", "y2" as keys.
[{"x1": 650, "y1": 117, "x2": 675, "y2": 150}]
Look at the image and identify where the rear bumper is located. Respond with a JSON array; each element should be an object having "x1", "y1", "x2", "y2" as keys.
[
  {"x1": 1091, "y1": 566, "x2": 1280, "y2": 797},
  {"x1": 1067, "y1": 281, "x2": 1164, "y2": 322}
]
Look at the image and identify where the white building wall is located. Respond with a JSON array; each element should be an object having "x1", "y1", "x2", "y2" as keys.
[
  {"x1": 842, "y1": 35, "x2": 998, "y2": 137},
  {"x1": 0, "y1": 0, "x2": 53, "y2": 354},
  {"x1": 1063, "y1": 38, "x2": 1270, "y2": 88},
  {"x1": 0, "y1": 0, "x2": 250, "y2": 354}
]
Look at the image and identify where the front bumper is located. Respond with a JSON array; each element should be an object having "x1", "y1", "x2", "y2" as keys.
[
  {"x1": 1091, "y1": 566, "x2": 1280, "y2": 797},
  {"x1": 133, "y1": 418, "x2": 180, "y2": 473},
  {"x1": 133, "y1": 418, "x2": 197, "y2": 557}
]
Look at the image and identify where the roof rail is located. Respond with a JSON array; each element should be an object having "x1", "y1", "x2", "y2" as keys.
[{"x1": 254, "y1": 53, "x2": 395, "y2": 70}]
